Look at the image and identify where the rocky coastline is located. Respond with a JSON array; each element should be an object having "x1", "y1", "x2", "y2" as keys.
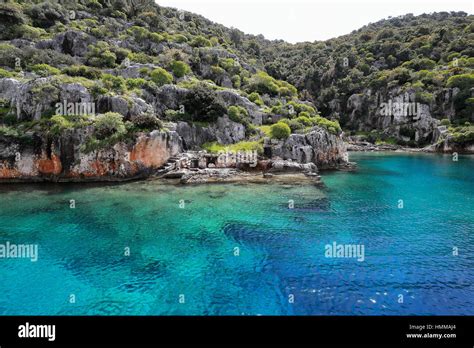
[{"x1": 0, "y1": 2, "x2": 471, "y2": 185}]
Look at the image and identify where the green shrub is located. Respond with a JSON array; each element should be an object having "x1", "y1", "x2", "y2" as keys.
[
  {"x1": 90, "y1": 83, "x2": 108, "y2": 97},
  {"x1": 447, "y1": 74, "x2": 474, "y2": 89},
  {"x1": 0, "y1": 68, "x2": 14, "y2": 78},
  {"x1": 139, "y1": 67, "x2": 151, "y2": 75},
  {"x1": 49, "y1": 115, "x2": 73, "y2": 134},
  {"x1": 248, "y1": 92, "x2": 264, "y2": 106},
  {"x1": 451, "y1": 126, "x2": 474, "y2": 144},
  {"x1": 0, "y1": 3, "x2": 24, "y2": 28},
  {"x1": 211, "y1": 65, "x2": 225, "y2": 77},
  {"x1": 258, "y1": 125, "x2": 272, "y2": 136},
  {"x1": 62, "y1": 65, "x2": 102, "y2": 80},
  {"x1": 132, "y1": 113, "x2": 162, "y2": 130},
  {"x1": 271, "y1": 103, "x2": 284, "y2": 115},
  {"x1": 295, "y1": 115, "x2": 312, "y2": 127},
  {"x1": 101, "y1": 74, "x2": 127, "y2": 93},
  {"x1": 90, "y1": 25, "x2": 108, "y2": 38},
  {"x1": 287, "y1": 101, "x2": 316, "y2": 115},
  {"x1": 93, "y1": 112, "x2": 126, "y2": 139},
  {"x1": 31, "y1": 64, "x2": 60, "y2": 77},
  {"x1": 314, "y1": 116, "x2": 342, "y2": 134},
  {"x1": 191, "y1": 35, "x2": 212, "y2": 47},
  {"x1": 277, "y1": 81, "x2": 297, "y2": 97},
  {"x1": 126, "y1": 78, "x2": 147, "y2": 89},
  {"x1": 27, "y1": 2, "x2": 68, "y2": 28},
  {"x1": 127, "y1": 26, "x2": 150, "y2": 42},
  {"x1": 182, "y1": 83, "x2": 226, "y2": 123},
  {"x1": 231, "y1": 75, "x2": 241, "y2": 88},
  {"x1": 86, "y1": 0, "x2": 103, "y2": 9},
  {"x1": 87, "y1": 42, "x2": 117, "y2": 68},
  {"x1": 0, "y1": 98, "x2": 14, "y2": 125},
  {"x1": 0, "y1": 125, "x2": 20, "y2": 138},
  {"x1": 170, "y1": 34, "x2": 188, "y2": 43},
  {"x1": 170, "y1": 60, "x2": 191, "y2": 78},
  {"x1": 376, "y1": 28, "x2": 394, "y2": 40},
  {"x1": 298, "y1": 111, "x2": 311, "y2": 118},
  {"x1": 390, "y1": 67, "x2": 411, "y2": 84},
  {"x1": 278, "y1": 87, "x2": 293, "y2": 97},
  {"x1": 17, "y1": 24, "x2": 47, "y2": 40},
  {"x1": 219, "y1": 58, "x2": 240, "y2": 75},
  {"x1": 128, "y1": 52, "x2": 153, "y2": 64},
  {"x1": 1, "y1": 113, "x2": 16, "y2": 126},
  {"x1": 150, "y1": 68, "x2": 173, "y2": 86},
  {"x1": 149, "y1": 32, "x2": 164, "y2": 43},
  {"x1": 440, "y1": 118, "x2": 451, "y2": 126},
  {"x1": 202, "y1": 140, "x2": 263, "y2": 154},
  {"x1": 111, "y1": 10, "x2": 127, "y2": 20},
  {"x1": 0, "y1": 43, "x2": 21, "y2": 68},
  {"x1": 415, "y1": 91, "x2": 434, "y2": 104},
  {"x1": 402, "y1": 58, "x2": 436, "y2": 71},
  {"x1": 247, "y1": 71, "x2": 279, "y2": 96},
  {"x1": 228, "y1": 105, "x2": 248, "y2": 124},
  {"x1": 270, "y1": 122, "x2": 291, "y2": 139},
  {"x1": 287, "y1": 119, "x2": 304, "y2": 132}
]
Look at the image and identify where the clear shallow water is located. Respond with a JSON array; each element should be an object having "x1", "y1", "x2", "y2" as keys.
[{"x1": 0, "y1": 152, "x2": 473, "y2": 315}]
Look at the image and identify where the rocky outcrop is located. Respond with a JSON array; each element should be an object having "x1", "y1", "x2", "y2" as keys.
[
  {"x1": 59, "y1": 82, "x2": 93, "y2": 105},
  {"x1": 0, "y1": 77, "x2": 94, "y2": 121},
  {"x1": 269, "y1": 126, "x2": 348, "y2": 169},
  {"x1": 96, "y1": 95, "x2": 153, "y2": 119},
  {"x1": 0, "y1": 129, "x2": 182, "y2": 182},
  {"x1": 36, "y1": 30, "x2": 93, "y2": 57},
  {"x1": 424, "y1": 125, "x2": 474, "y2": 154},
  {"x1": 148, "y1": 84, "x2": 189, "y2": 117},
  {"x1": 268, "y1": 159, "x2": 317, "y2": 174},
  {"x1": 175, "y1": 116, "x2": 246, "y2": 149},
  {"x1": 217, "y1": 90, "x2": 263, "y2": 125},
  {"x1": 344, "y1": 88, "x2": 440, "y2": 145},
  {"x1": 14, "y1": 77, "x2": 60, "y2": 121},
  {"x1": 430, "y1": 140, "x2": 474, "y2": 154},
  {"x1": 0, "y1": 78, "x2": 20, "y2": 105},
  {"x1": 148, "y1": 84, "x2": 263, "y2": 125}
]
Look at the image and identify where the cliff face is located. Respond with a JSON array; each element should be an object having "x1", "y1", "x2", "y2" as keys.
[
  {"x1": 0, "y1": 0, "x2": 355, "y2": 182},
  {"x1": 0, "y1": 129, "x2": 182, "y2": 182},
  {"x1": 342, "y1": 86, "x2": 470, "y2": 145},
  {"x1": 270, "y1": 127, "x2": 347, "y2": 169}
]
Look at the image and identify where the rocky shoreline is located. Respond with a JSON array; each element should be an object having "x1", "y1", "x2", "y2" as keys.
[
  {"x1": 0, "y1": 149, "x2": 356, "y2": 185},
  {"x1": 159, "y1": 157, "x2": 356, "y2": 185},
  {"x1": 346, "y1": 140, "x2": 474, "y2": 154},
  {"x1": 346, "y1": 141, "x2": 425, "y2": 153}
]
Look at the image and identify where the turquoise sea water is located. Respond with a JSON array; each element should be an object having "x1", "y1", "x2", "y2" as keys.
[{"x1": 0, "y1": 152, "x2": 473, "y2": 315}]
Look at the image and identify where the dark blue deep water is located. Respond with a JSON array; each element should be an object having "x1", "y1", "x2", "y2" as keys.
[{"x1": 0, "y1": 152, "x2": 473, "y2": 315}]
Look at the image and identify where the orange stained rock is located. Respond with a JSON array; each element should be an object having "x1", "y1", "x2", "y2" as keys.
[
  {"x1": 130, "y1": 137, "x2": 169, "y2": 168},
  {"x1": 37, "y1": 154, "x2": 62, "y2": 175}
]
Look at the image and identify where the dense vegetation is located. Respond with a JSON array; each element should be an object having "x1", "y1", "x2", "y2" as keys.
[
  {"x1": 256, "y1": 12, "x2": 473, "y2": 129},
  {"x1": 0, "y1": 0, "x2": 472, "y2": 149}
]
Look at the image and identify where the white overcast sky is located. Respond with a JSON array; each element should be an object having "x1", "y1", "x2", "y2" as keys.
[{"x1": 156, "y1": 0, "x2": 473, "y2": 43}]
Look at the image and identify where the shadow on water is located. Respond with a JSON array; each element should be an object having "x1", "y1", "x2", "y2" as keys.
[
  {"x1": 0, "y1": 181, "x2": 125, "y2": 195},
  {"x1": 222, "y1": 222, "x2": 271, "y2": 246}
]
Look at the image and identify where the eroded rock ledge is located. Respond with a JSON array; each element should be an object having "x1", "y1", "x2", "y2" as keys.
[
  {"x1": 0, "y1": 113, "x2": 352, "y2": 182},
  {"x1": 0, "y1": 129, "x2": 182, "y2": 182}
]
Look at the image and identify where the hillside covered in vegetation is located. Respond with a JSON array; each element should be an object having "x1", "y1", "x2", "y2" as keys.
[{"x1": 0, "y1": 0, "x2": 472, "y2": 181}]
